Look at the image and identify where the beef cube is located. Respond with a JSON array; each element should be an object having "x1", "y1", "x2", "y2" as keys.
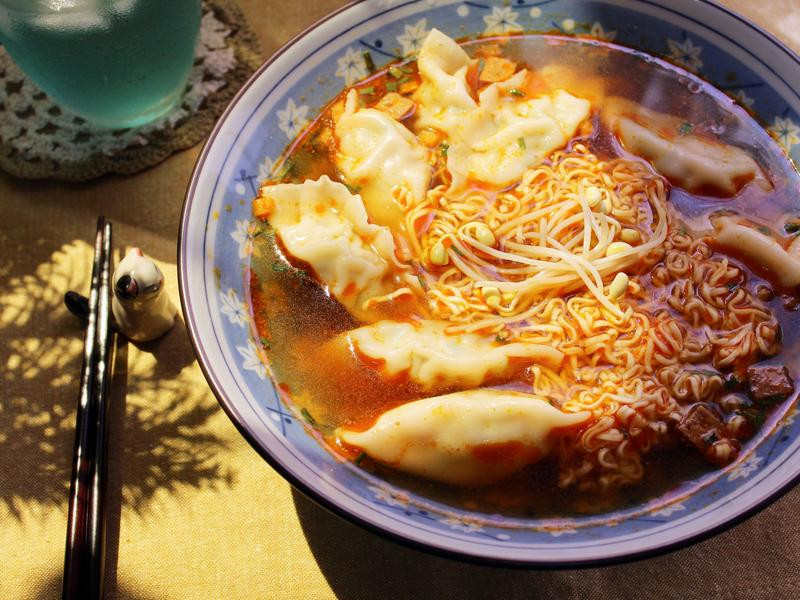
[
  {"x1": 747, "y1": 364, "x2": 794, "y2": 402},
  {"x1": 677, "y1": 404, "x2": 723, "y2": 452},
  {"x1": 677, "y1": 404, "x2": 740, "y2": 466}
]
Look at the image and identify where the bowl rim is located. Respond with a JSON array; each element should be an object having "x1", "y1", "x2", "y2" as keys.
[{"x1": 178, "y1": 0, "x2": 800, "y2": 568}]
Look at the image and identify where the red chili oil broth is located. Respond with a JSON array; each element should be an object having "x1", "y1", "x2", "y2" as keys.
[{"x1": 248, "y1": 34, "x2": 800, "y2": 516}]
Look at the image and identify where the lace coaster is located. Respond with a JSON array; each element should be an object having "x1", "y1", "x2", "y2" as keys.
[{"x1": 0, "y1": 0, "x2": 261, "y2": 181}]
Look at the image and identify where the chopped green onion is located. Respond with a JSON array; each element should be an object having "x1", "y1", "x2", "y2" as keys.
[
  {"x1": 362, "y1": 50, "x2": 375, "y2": 73},
  {"x1": 439, "y1": 141, "x2": 449, "y2": 157},
  {"x1": 757, "y1": 225, "x2": 772, "y2": 236},
  {"x1": 753, "y1": 407, "x2": 767, "y2": 428},
  {"x1": 509, "y1": 88, "x2": 525, "y2": 97},
  {"x1": 277, "y1": 159, "x2": 294, "y2": 179},
  {"x1": 416, "y1": 274, "x2": 429, "y2": 291},
  {"x1": 359, "y1": 85, "x2": 376, "y2": 95},
  {"x1": 517, "y1": 137, "x2": 526, "y2": 149},
  {"x1": 690, "y1": 369, "x2": 720, "y2": 378},
  {"x1": 785, "y1": 221, "x2": 800, "y2": 234},
  {"x1": 398, "y1": 76, "x2": 412, "y2": 85},
  {"x1": 388, "y1": 66, "x2": 404, "y2": 79},
  {"x1": 260, "y1": 337, "x2": 271, "y2": 350},
  {"x1": 345, "y1": 183, "x2": 362, "y2": 195},
  {"x1": 678, "y1": 121, "x2": 694, "y2": 135},
  {"x1": 300, "y1": 407, "x2": 316, "y2": 425},
  {"x1": 354, "y1": 451, "x2": 367, "y2": 465},
  {"x1": 451, "y1": 245, "x2": 464, "y2": 257},
  {"x1": 385, "y1": 80, "x2": 398, "y2": 92},
  {"x1": 271, "y1": 260, "x2": 289, "y2": 273},
  {"x1": 724, "y1": 374, "x2": 739, "y2": 390}
]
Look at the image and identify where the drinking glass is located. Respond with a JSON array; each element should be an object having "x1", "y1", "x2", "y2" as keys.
[{"x1": 0, "y1": 0, "x2": 202, "y2": 128}]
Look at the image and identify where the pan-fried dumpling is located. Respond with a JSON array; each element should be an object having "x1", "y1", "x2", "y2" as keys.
[
  {"x1": 447, "y1": 74, "x2": 590, "y2": 188},
  {"x1": 335, "y1": 89, "x2": 431, "y2": 231},
  {"x1": 413, "y1": 28, "x2": 478, "y2": 136},
  {"x1": 255, "y1": 176, "x2": 396, "y2": 315},
  {"x1": 337, "y1": 389, "x2": 590, "y2": 485},
  {"x1": 343, "y1": 319, "x2": 563, "y2": 390}
]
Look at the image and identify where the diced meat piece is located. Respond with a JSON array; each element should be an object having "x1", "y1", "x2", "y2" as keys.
[
  {"x1": 747, "y1": 364, "x2": 794, "y2": 402},
  {"x1": 677, "y1": 404, "x2": 740, "y2": 466},
  {"x1": 252, "y1": 195, "x2": 274, "y2": 221},
  {"x1": 375, "y1": 92, "x2": 416, "y2": 121},
  {"x1": 475, "y1": 43, "x2": 503, "y2": 58},
  {"x1": 479, "y1": 56, "x2": 517, "y2": 83},
  {"x1": 313, "y1": 126, "x2": 335, "y2": 152},
  {"x1": 417, "y1": 128, "x2": 442, "y2": 148},
  {"x1": 677, "y1": 404, "x2": 724, "y2": 451},
  {"x1": 398, "y1": 78, "x2": 419, "y2": 94}
]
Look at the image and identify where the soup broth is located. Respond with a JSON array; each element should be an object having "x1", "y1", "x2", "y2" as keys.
[{"x1": 248, "y1": 34, "x2": 800, "y2": 516}]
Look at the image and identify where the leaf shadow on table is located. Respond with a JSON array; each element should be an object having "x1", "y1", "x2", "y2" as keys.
[
  {"x1": 32, "y1": 571, "x2": 162, "y2": 600},
  {"x1": 0, "y1": 238, "x2": 235, "y2": 525},
  {"x1": 293, "y1": 484, "x2": 800, "y2": 600}
]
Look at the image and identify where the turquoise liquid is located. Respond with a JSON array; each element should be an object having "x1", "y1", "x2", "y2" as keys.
[{"x1": 0, "y1": 0, "x2": 201, "y2": 128}]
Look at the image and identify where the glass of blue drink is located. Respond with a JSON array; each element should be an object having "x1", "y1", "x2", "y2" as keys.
[{"x1": 0, "y1": 0, "x2": 202, "y2": 128}]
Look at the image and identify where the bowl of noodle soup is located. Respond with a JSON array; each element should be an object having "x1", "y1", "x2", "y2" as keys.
[{"x1": 180, "y1": 0, "x2": 800, "y2": 565}]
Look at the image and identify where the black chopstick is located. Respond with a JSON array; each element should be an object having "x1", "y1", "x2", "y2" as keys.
[{"x1": 62, "y1": 217, "x2": 114, "y2": 600}]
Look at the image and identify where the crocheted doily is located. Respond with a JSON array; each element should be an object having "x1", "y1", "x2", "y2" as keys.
[{"x1": 0, "y1": 0, "x2": 261, "y2": 181}]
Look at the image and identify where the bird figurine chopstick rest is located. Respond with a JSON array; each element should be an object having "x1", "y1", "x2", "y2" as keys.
[
  {"x1": 64, "y1": 247, "x2": 177, "y2": 342},
  {"x1": 111, "y1": 248, "x2": 177, "y2": 342}
]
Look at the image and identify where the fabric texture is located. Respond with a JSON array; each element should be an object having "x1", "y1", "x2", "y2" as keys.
[
  {"x1": 0, "y1": 0, "x2": 261, "y2": 181},
  {"x1": 1, "y1": 1, "x2": 799, "y2": 599}
]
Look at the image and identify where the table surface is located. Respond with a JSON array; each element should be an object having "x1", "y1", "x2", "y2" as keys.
[{"x1": 2, "y1": 1, "x2": 800, "y2": 598}]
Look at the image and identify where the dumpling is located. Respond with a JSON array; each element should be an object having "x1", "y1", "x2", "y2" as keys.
[
  {"x1": 337, "y1": 389, "x2": 590, "y2": 485},
  {"x1": 447, "y1": 74, "x2": 590, "y2": 188},
  {"x1": 412, "y1": 29, "x2": 590, "y2": 189},
  {"x1": 412, "y1": 28, "x2": 478, "y2": 136},
  {"x1": 712, "y1": 215, "x2": 800, "y2": 287},
  {"x1": 605, "y1": 98, "x2": 768, "y2": 196},
  {"x1": 335, "y1": 89, "x2": 431, "y2": 231},
  {"x1": 254, "y1": 176, "x2": 396, "y2": 315},
  {"x1": 343, "y1": 319, "x2": 563, "y2": 390}
]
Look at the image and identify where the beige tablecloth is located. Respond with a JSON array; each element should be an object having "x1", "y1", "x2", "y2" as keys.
[{"x1": 2, "y1": 1, "x2": 800, "y2": 598}]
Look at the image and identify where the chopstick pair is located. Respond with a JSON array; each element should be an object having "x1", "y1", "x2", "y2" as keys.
[{"x1": 62, "y1": 217, "x2": 115, "y2": 600}]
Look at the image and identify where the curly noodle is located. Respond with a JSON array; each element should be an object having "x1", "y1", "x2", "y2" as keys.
[{"x1": 392, "y1": 147, "x2": 782, "y2": 491}]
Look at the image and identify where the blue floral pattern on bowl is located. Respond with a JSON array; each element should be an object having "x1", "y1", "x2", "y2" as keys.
[{"x1": 180, "y1": 0, "x2": 800, "y2": 565}]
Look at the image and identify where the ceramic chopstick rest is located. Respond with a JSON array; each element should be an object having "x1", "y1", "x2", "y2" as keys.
[
  {"x1": 111, "y1": 248, "x2": 177, "y2": 342},
  {"x1": 65, "y1": 248, "x2": 177, "y2": 341}
]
